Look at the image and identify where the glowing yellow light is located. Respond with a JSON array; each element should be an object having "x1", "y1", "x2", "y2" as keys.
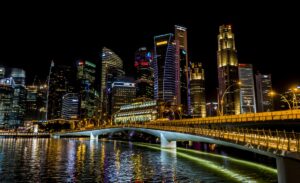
[
  {"x1": 156, "y1": 41, "x2": 168, "y2": 46},
  {"x1": 269, "y1": 91, "x2": 276, "y2": 96}
]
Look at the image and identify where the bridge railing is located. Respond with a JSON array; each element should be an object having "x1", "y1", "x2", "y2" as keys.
[
  {"x1": 0, "y1": 132, "x2": 50, "y2": 136},
  {"x1": 115, "y1": 124, "x2": 300, "y2": 153},
  {"x1": 148, "y1": 109, "x2": 300, "y2": 126}
]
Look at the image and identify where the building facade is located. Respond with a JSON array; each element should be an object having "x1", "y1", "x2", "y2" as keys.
[
  {"x1": 206, "y1": 102, "x2": 218, "y2": 117},
  {"x1": 190, "y1": 62, "x2": 206, "y2": 117},
  {"x1": 153, "y1": 33, "x2": 178, "y2": 104},
  {"x1": 113, "y1": 100, "x2": 157, "y2": 124},
  {"x1": 0, "y1": 67, "x2": 5, "y2": 79},
  {"x1": 238, "y1": 64, "x2": 256, "y2": 113},
  {"x1": 0, "y1": 69, "x2": 26, "y2": 128},
  {"x1": 0, "y1": 78, "x2": 14, "y2": 127},
  {"x1": 217, "y1": 25, "x2": 240, "y2": 115},
  {"x1": 62, "y1": 93, "x2": 79, "y2": 119},
  {"x1": 134, "y1": 47, "x2": 154, "y2": 99},
  {"x1": 175, "y1": 25, "x2": 190, "y2": 115},
  {"x1": 111, "y1": 79, "x2": 136, "y2": 115},
  {"x1": 101, "y1": 47, "x2": 125, "y2": 116},
  {"x1": 10, "y1": 68, "x2": 26, "y2": 126},
  {"x1": 77, "y1": 60, "x2": 97, "y2": 118},
  {"x1": 25, "y1": 85, "x2": 38, "y2": 120},
  {"x1": 255, "y1": 73, "x2": 273, "y2": 112},
  {"x1": 48, "y1": 65, "x2": 75, "y2": 119}
]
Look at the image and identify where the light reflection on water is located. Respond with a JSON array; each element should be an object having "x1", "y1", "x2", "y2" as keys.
[{"x1": 0, "y1": 138, "x2": 277, "y2": 182}]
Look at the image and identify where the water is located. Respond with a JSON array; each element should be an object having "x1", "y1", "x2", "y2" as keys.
[{"x1": 0, "y1": 138, "x2": 277, "y2": 182}]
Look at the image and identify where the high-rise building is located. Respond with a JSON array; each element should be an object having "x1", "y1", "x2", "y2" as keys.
[
  {"x1": 77, "y1": 60, "x2": 97, "y2": 118},
  {"x1": 217, "y1": 25, "x2": 240, "y2": 115},
  {"x1": 175, "y1": 25, "x2": 190, "y2": 115},
  {"x1": 62, "y1": 93, "x2": 79, "y2": 119},
  {"x1": 48, "y1": 65, "x2": 76, "y2": 119},
  {"x1": 238, "y1": 64, "x2": 256, "y2": 113},
  {"x1": 10, "y1": 68, "x2": 26, "y2": 126},
  {"x1": 0, "y1": 67, "x2": 5, "y2": 79},
  {"x1": 255, "y1": 73, "x2": 273, "y2": 112},
  {"x1": 101, "y1": 47, "x2": 125, "y2": 115},
  {"x1": 25, "y1": 85, "x2": 38, "y2": 120},
  {"x1": 111, "y1": 79, "x2": 136, "y2": 115},
  {"x1": 11, "y1": 68, "x2": 26, "y2": 86},
  {"x1": 36, "y1": 84, "x2": 47, "y2": 120},
  {"x1": 0, "y1": 68, "x2": 26, "y2": 127},
  {"x1": 0, "y1": 78, "x2": 14, "y2": 127},
  {"x1": 190, "y1": 62, "x2": 206, "y2": 117},
  {"x1": 11, "y1": 84, "x2": 26, "y2": 126},
  {"x1": 153, "y1": 33, "x2": 178, "y2": 103},
  {"x1": 134, "y1": 47, "x2": 153, "y2": 99}
]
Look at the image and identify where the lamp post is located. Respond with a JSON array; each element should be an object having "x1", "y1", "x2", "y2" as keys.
[
  {"x1": 290, "y1": 88, "x2": 299, "y2": 109},
  {"x1": 177, "y1": 106, "x2": 182, "y2": 119},
  {"x1": 219, "y1": 81, "x2": 241, "y2": 116},
  {"x1": 270, "y1": 91, "x2": 292, "y2": 110},
  {"x1": 158, "y1": 102, "x2": 165, "y2": 119}
]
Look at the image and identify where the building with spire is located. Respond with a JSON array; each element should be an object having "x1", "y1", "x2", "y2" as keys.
[{"x1": 217, "y1": 25, "x2": 240, "y2": 115}]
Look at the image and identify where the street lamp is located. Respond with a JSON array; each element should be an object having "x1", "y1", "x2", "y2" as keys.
[
  {"x1": 177, "y1": 106, "x2": 182, "y2": 119},
  {"x1": 270, "y1": 91, "x2": 292, "y2": 110},
  {"x1": 289, "y1": 87, "x2": 299, "y2": 109},
  {"x1": 219, "y1": 81, "x2": 241, "y2": 116},
  {"x1": 158, "y1": 102, "x2": 166, "y2": 119}
]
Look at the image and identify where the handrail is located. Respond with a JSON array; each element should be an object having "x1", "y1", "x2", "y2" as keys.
[{"x1": 148, "y1": 109, "x2": 300, "y2": 125}]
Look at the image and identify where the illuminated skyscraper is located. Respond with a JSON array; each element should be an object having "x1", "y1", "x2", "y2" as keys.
[
  {"x1": 101, "y1": 47, "x2": 125, "y2": 115},
  {"x1": 175, "y1": 25, "x2": 190, "y2": 115},
  {"x1": 48, "y1": 65, "x2": 75, "y2": 119},
  {"x1": 25, "y1": 85, "x2": 38, "y2": 120},
  {"x1": 190, "y1": 62, "x2": 206, "y2": 117},
  {"x1": 77, "y1": 60, "x2": 97, "y2": 118},
  {"x1": 153, "y1": 33, "x2": 178, "y2": 103},
  {"x1": 255, "y1": 73, "x2": 273, "y2": 112},
  {"x1": 36, "y1": 84, "x2": 47, "y2": 120},
  {"x1": 111, "y1": 78, "x2": 136, "y2": 115},
  {"x1": 217, "y1": 25, "x2": 240, "y2": 115},
  {"x1": 134, "y1": 47, "x2": 153, "y2": 99},
  {"x1": 0, "y1": 78, "x2": 14, "y2": 127},
  {"x1": 11, "y1": 68, "x2": 25, "y2": 86},
  {"x1": 10, "y1": 68, "x2": 26, "y2": 126},
  {"x1": 0, "y1": 67, "x2": 26, "y2": 127},
  {"x1": 62, "y1": 93, "x2": 79, "y2": 119},
  {"x1": 238, "y1": 64, "x2": 256, "y2": 113}
]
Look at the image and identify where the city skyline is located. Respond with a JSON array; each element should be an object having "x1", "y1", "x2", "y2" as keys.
[{"x1": 1, "y1": 3, "x2": 299, "y2": 100}]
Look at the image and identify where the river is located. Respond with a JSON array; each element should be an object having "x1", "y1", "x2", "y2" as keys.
[{"x1": 0, "y1": 138, "x2": 277, "y2": 182}]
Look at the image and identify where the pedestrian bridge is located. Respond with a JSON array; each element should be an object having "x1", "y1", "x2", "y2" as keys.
[{"x1": 55, "y1": 123, "x2": 300, "y2": 183}]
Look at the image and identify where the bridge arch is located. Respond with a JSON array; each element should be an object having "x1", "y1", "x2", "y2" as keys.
[{"x1": 59, "y1": 127, "x2": 278, "y2": 158}]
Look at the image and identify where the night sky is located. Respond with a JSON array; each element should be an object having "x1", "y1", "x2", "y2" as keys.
[{"x1": 1, "y1": 2, "x2": 299, "y2": 100}]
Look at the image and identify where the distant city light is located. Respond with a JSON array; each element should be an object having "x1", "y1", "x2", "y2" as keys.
[{"x1": 156, "y1": 41, "x2": 168, "y2": 46}]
